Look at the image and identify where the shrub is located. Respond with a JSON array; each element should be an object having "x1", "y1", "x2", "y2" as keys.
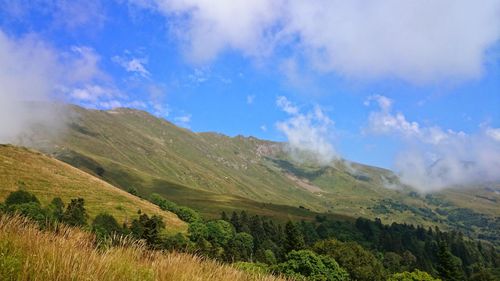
[
  {"x1": 62, "y1": 198, "x2": 87, "y2": 227},
  {"x1": 92, "y1": 213, "x2": 122, "y2": 239},
  {"x1": 273, "y1": 250, "x2": 349, "y2": 281},
  {"x1": 5, "y1": 190, "x2": 39, "y2": 206},
  {"x1": 388, "y1": 270, "x2": 441, "y2": 281}
]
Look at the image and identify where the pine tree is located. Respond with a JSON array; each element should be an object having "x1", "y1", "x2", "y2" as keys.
[
  {"x1": 285, "y1": 221, "x2": 305, "y2": 253},
  {"x1": 62, "y1": 198, "x2": 87, "y2": 226},
  {"x1": 436, "y1": 242, "x2": 464, "y2": 281}
]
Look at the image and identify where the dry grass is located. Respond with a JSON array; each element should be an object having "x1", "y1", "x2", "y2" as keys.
[
  {"x1": 0, "y1": 145, "x2": 187, "y2": 234},
  {"x1": 0, "y1": 214, "x2": 285, "y2": 281}
]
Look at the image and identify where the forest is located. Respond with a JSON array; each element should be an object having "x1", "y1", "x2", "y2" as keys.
[{"x1": 1, "y1": 190, "x2": 498, "y2": 281}]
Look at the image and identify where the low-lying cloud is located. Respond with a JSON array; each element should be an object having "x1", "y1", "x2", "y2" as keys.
[
  {"x1": 133, "y1": 0, "x2": 500, "y2": 83},
  {"x1": 366, "y1": 95, "x2": 500, "y2": 192},
  {"x1": 0, "y1": 29, "x2": 107, "y2": 144},
  {"x1": 276, "y1": 96, "x2": 338, "y2": 165}
]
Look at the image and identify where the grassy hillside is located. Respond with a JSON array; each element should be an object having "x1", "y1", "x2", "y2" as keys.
[
  {"x1": 30, "y1": 105, "x2": 499, "y2": 238},
  {"x1": 0, "y1": 145, "x2": 187, "y2": 234},
  {"x1": 0, "y1": 215, "x2": 283, "y2": 281}
]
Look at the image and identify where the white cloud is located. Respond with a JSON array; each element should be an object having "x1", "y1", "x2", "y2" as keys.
[
  {"x1": 0, "y1": 30, "x2": 61, "y2": 143},
  {"x1": 486, "y1": 127, "x2": 500, "y2": 142},
  {"x1": 66, "y1": 46, "x2": 104, "y2": 83},
  {"x1": 112, "y1": 55, "x2": 150, "y2": 78},
  {"x1": 0, "y1": 28, "x2": 138, "y2": 143},
  {"x1": 132, "y1": 0, "x2": 500, "y2": 83},
  {"x1": 260, "y1": 125, "x2": 267, "y2": 131},
  {"x1": 175, "y1": 114, "x2": 191, "y2": 123},
  {"x1": 174, "y1": 113, "x2": 192, "y2": 127},
  {"x1": 276, "y1": 96, "x2": 338, "y2": 165},
  {"x1": 366, "y1": 95, "x2": 500, "y2": 191},
  {"x1": 276, "y1": 95, "x2": 299, "y2": 114},
  {"x1": 188, "y1": 68, "x2": 209, "y2": 83},
  {"x1": 67, "y1": 84, "x2": 124, "y2": 104}
]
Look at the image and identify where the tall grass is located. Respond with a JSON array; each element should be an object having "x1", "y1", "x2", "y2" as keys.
[{"x1": 0, "y1": 215, "x2": 285, "y2": 281}]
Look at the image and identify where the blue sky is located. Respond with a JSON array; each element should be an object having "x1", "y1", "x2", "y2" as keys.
[{"x1": 1, "y1": 1, "x2": 499, "y2": 191}]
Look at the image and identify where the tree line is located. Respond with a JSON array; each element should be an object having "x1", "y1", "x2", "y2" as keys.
[{"x1": 1, "y1": 190, "x2": 498, "y2": 281}]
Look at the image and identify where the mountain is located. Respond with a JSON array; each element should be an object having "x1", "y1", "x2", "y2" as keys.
[
  {"x1": 0, "y1": 144, "x2": 187, "y2": 234},
  {"x1": 28, "y1": 105, "x2": 499, "y2": 242}
]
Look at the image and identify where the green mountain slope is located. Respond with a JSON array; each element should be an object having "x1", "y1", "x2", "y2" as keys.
[
  {"x1": 0, "y1": 144, "x2": 187, "y2": 234},
  {"x1": 31, "y1": 105, "x2": 499, "y2": 240}
]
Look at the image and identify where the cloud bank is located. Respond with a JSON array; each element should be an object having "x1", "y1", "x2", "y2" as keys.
[
  {"x1": 0, "y1": 30, "x2": 65, "y2": 143},
  {"x1": 133, "y1": 0, "x2": 500, "y2": 83},
  {"x1": 0, "y1": 29, "x2": 113, "y2": 143},
  {"x1": 276, "y1": 96, "x2": 338, "y2": 165},
  {"x1": 366, "y1": 95, "x2": 500, "y2": 192}
]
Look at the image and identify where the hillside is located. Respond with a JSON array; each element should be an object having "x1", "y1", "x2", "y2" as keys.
[
  {"x1": 0, "y1": 145, "x2": 187, "y2": 234},
  {"x1": 0, "y1": 215, "x2": 282, "y2": 281},
  {"x1": 29, "y1": 105, "x2": 499, "y2": 240}
]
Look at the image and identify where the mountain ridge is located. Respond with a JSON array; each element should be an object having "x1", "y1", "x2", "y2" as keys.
[{"x1": 22, "y1": 104, "x2": 499, "y2": 243}]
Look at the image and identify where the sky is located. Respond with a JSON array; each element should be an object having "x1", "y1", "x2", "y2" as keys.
[{"x1": 0, "y1": 0, "x2": 499, "y2": 191}]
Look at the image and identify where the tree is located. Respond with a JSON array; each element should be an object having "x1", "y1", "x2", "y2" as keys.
[
  {"x1": 48, "y1": 197, "x2": 64, "y2": 222},
  {"x1": 126, "y1": 187, "x2": 138, "y2": 196},
  {"x1": 175, "y1": 206, "x2": 201, "y2": 223},
  {"x1": 4, "y1": 190, "x2": 46, "y2": 223},
  {"x1": 7, "y1": 202, "x2": 47, "y2": 223},
  {"x1": 163, "y1": 233, "x2": 191, "y2": 251},
  {"x1": 313, "y1": 239, "x2": 386, "y2": 281},
  {"x1": 388, "y1": 270, "x2": 441, "y2": 281},
  {"x1": 92, "y1": 213, "x2": 122, "y2": 238},
  {"x1": 274, "y1": 250, "x2": 349, "y2": 281},
  {"x1": 5, "y1": 190, "x2": 39, "y2": 206},
  {"x1": 230, "y1": 211, "x2": 241, "y2": 232},
  {"x1": 62, "y1": 198, "x2": 87, "y2": 227},
  {"x1": 130, "y1": 213, "x2": 165, "y2": 247},
  {"x1": 226, "y1": 232, "x2": 254, "y2": 262},
  {"x1": 284, "y1": 221, "x2": 305, "y2": 252},
  {"x1": 436, "y1": 242, "x2": 464, "y2": 281},
  {"x1": 206, "y1": 220, "x2": 235, "y2": 247},
  {"x1": 188, "y1": 221, "x2": 209, "y2": 242}
]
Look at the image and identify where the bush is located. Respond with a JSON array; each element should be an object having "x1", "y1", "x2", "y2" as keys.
[
  {"x1": 92, "y1": 213, "x2": 122, "y2": 239},
  {"x1": 388, "y1": 270, "x2": 441, "y2": 281},
  {"x1": 5, "y1": 190, "x2": 39, "y2": 206},
  {"x1": 6, "y1": 202, "x2": 47, "y2": 223},
  {"x1": 313, "y1": 239, "x2": 386, "y2": 281},
  {"x1": 62, "y1": 198, "x2": 87, "y2": 227},
  {"x1": 273, "y1": 250, "x2": 349, "y2": 281},
  {"x1": 149, "y1": 193, "x2": 201, "y2": 223}
]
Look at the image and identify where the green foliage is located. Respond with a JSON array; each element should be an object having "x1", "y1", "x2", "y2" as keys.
[
  {"x1": 92, "y1": 213, "x2": 122, "y2": 239},
  {"x1": 5, "y1": 190, "x2": 39, "y2": 206},
  {"x1": 127, "y1": 187, "x2": 139, "y2": 196},
  {"x1": 233, "y1": 262, "x2": 270, "y2": 275},
  {"x1": 176, "y1": 206, "x2": 201, "y2": 223},
  {"x1": 0, "y1": 240, "x2": 23, "y2": 281},
  {"x1": 6, "y1": 202, "x2": 47, "y2": 223},
  {"x1": 163, "y1": 233, "x2": 191, "y2": 251},
  {"x1": 388, "y1": 270, "x2": 441, "y2": 281},
  {"x1": 188, "y1": 221, "x2": 209, "y2": 242},
  {"x1": 48, "y1": 197, "x2": 64, "y2": 222},
  {"x1": 226, "y1": 232, "x2": 254, "y2": 262},
  {"x1": 149, "y1": 193, "x2": 201, "y2": 223},
  {"x1": 313, "y1": 239, "x2": 386, "y2": 281},
  {"x1": 436, "y1": 242, "x2": 465, "y2": 281},
  {"x1": 206, "y1": 220, "x2": 235, "y2": 247},
  {"x1": 285, "y1": 221, "x2": 305, "y2": 252},
  {"x1": 273, "y1": 250, "x2": 349, "y2": 281},
  {"x1": 130, "y1": 213, "x2": 165, "y2": 247},
  {"x1": 62, "y1": 198, "x2": 88, "y2": 227}
]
